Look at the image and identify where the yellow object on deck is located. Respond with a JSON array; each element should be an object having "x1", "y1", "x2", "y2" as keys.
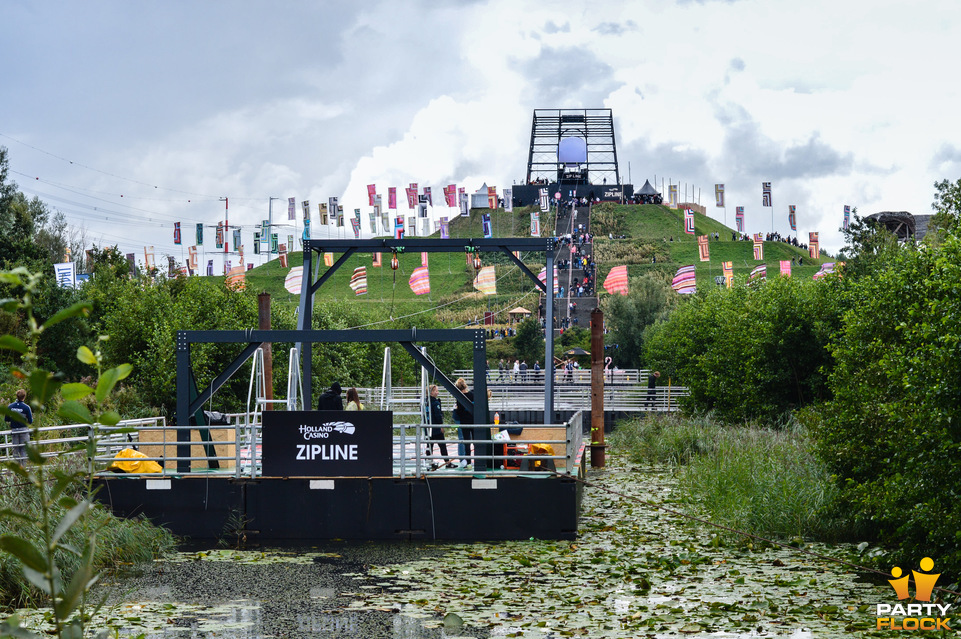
[
  {"x1": 107, "y1": 448, "x2": 163, "y2": 474},
  {"x1": 527, "y1": 443, "x2": 555, "y2": 469}
]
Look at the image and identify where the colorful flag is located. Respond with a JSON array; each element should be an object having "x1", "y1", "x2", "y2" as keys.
[
  {"x1": 284, "y1": 266, "x2": 302, "y2": 294},
  {"x1": 843, "y1": 205, "x2": 850, "y2": 230},
  {"x1": 329, "y1": 197, "x2": 338, "y2": 221},
  {"x1": 668, "y1": 184, "x2": 678, "y2": 207},
  {"x1": 319, "y1": 203, "x2": 328, "y2": 225},
  {"x1": 672, "y1": 265, "x2": 696, "y2": 294},
  {"x1": 780, "y1": 260, "x2": 792, "y2": 277},
  {"x1": 278, "y1": 243, "x2": 288, "y2": 268},
  {"x1": 539, "y1": 187, "x2": 550, "y2": 213},
  {"x1": 419, "y1": 251, "x2": 428, "y2": 267},
  {"x1": 395, "y1": 216, "x2": 405, "y2": 240},
  {"x1": 487, "y1": 186, "x2": 497, "y2": 209},
  {"x1": 144, "y1": 246, "x2": 154, "y2": 269},
  {"x1": 423, "y1": 186, "x2": 432, "y2": 206},
  {"x1": 350, "y1": 217, "x2": 360, "y2": 238},
  {"x1": 216, "y1": 222, "x2": 224, "y2": 249},
  {"x1": 459, "y1": 191, "x2": 468, "y2": 217},
  {"x1": 603, "y1": 265, "x2": 629, "y2": 296},
  {"x1": 753, "y1": 238, "x2": 764, "y2": 261},
  {"x1": 408, "y1": 216, "x2": 416, "y2": 237},
  {"x1": 369, "y1": 211, "x2": 378, "y2": 235},
  {"x1": 736, "y1": 207, "x2": 744, "y2": 233},
  {"x1": 531, "y1": 211, "x2": 540, "y2": 237},
  {"x1": 482, "y1": 213, "x2": 492, "y2": 238},
  {"x1": 537, "y1": 267, "x2": 559, "y2": 294},
  {"x1": 409, "y1": 266, "x2": 431, "y2": 296},
  {"x1": 349, "y1": 266, "x2": 367, "y2": 295},
  {"x1": 443, "y1": 184, "x2": 455, "y2": 208},
  {"x1": 225, "y1": 265, "x2": 246, "y2": 291},
  {"x1": 196, "y1": 223, "x2": 203, "y2": 245},
  {"x1": 323, "y1": 252, "x2": 334, "y2": 267},
  {"x1": 206, "y1": 259, "x2": 213, "y2": 276},
  {"x1": 302, "y1": 200, "x2": 310, "y2": 223},
  {"x1": 504, "y1": 188, "x2": 512, "y2": 212},
  {"x1": 187, "y1": 246, "x2": 198, "y2": 273},
  {"x1": 715, "y1": 184, "x2": 724, "y2": 208},
  {"x1": 788, "y1": 205, "x2": 797, "y2": 231},
  {"x1": 367, "y1": 184, "x2": 377, "y2": 206},
  {"x1": 173, "y1": 222, "x2": 181, "y2": 244},
  {"x1": 406, "y1": 185, "x2": 417, "y2": 209},
  {"x1": 697, "y1": 235, "x2": 710, "y2": 262},
  {"x1": 302, "y1": 219, "x2": 311, "y2": 242},
  {"x1": 809, "y1": 232, "x2": 819, "y2": 259},
  {"x1": 473, "y1": 266, "x2": 496, "y2": 295},
  {"x1": 684, "y1": 209, "x2": 695, "y2": 235},
  {"x1": 336, "y1": 206, "x2": 344, "y2": 227},
  {"x1": 750, "y1": 264, "x2": 766, "y2": 282},
  {"x1": 286, "y1": 197, "x2": 294, "y2": 221},
  {"x1": 813, "y1": 263, "x2": 835, "y2": 281},
  {"x1": 762, "y1": 182, "x2": 772, "y2": 207},
  {"x1": 440, "y1": 217, "x2": 449, "y2": 239},
  {"x1": 388, "y1": 187, "x2": 397, "y2": 209},
  {"x1": 233, "y1": 229, "x2": 241, "y2": 253},
  {"x1": 722, "y1": 261, "x2": 734, "y2": 288},
  {"x1": 373, "y1": 252, "x2": 382, "y2": 267}
]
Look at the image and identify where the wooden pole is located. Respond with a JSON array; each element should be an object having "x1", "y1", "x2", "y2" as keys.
[
  {"x1": 258, "y1": 292, "x2": 274, "y2": 410},
  {"x1": 590, "y1": 307, "x2": 605, "y2": 468}
]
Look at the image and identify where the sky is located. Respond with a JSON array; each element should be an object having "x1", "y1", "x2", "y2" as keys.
[{"x1": 4, "y1": 0, "x2": 961, "y2": 272}]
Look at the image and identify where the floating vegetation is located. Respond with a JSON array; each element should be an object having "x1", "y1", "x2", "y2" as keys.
[{"x1": 162, "y1": 548, "x2": 341, "y2": 564}]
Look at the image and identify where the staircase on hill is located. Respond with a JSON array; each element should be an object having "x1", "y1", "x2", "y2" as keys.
[{"x1": 539, "y1": 200, "x2": 597, "y2": 337}]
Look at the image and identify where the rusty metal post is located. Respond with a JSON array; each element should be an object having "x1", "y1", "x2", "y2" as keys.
[
  {"x1": 257, "y1": 292, "x2": 274, "y2": 410},
  {"x1": 590, "y1": 307, "x2": 605, "y2": 468}
]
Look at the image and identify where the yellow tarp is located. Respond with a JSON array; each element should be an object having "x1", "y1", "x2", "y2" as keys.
[
  {"x1": 107, "y1": 448, "x2": 163, "y2": 474},
  {"x1": 527, "y1": 443, "x2": 555, "y2": 468}
]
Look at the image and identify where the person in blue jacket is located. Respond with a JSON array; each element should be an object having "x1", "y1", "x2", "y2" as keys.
[{"x1": 6, "y1": 389, "x2": 33, "y2": 465}]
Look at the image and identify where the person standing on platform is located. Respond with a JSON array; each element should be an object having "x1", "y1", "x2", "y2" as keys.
[
  {"x1": 425, "y1": 384, "x2": 452, "y2": 468},
  {"x1": 6, "y1": 389, "x2": 32, "y2": 466},
  {"x1": 317, "y1": 382, "x2": 344, "y2": 410},
  {"x1": 512, "y1": 358, "x2": 520, "y2": 382},
  {"x1": 452, "y1": 378, "x2": 474, "y2": 468},
  {"x1": 345, "y1": 387, "x2": 364, "y2": 411},
  {"x1": 520, "y1": 360, "x2": 528, "y2": 382},
  {"x1": 646, "y1": 371, "x2": 661, "y2": 409}
]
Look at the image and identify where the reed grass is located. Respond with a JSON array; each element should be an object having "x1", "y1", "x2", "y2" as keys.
[{"x1": 610, "y1": 414, "x2": 851, "y2": 542}]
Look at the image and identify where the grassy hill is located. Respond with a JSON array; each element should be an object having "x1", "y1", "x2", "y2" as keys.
[{"x1": 232, "y1": 203, "x2": 828, "y2": 321}]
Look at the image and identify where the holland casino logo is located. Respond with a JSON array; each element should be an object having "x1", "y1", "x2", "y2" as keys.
[
  {"x1": 876, "y1": 557, "x2": 951, "y2": 631},
  {"x1": 295, "y1": 421, "x2": 358, "y2": 461}
]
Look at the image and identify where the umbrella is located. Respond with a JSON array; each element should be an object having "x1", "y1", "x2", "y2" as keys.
[{"x1": 564, "y1": 347, "x2": 590, "y2": 356}]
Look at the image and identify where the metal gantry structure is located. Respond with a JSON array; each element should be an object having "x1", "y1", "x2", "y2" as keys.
[
  {"x1": 175, "y1": 236, "x2": 558, "y2": 473},
  {"x1": 526, "y1": 108, "x2": 620, "y2": 186}
]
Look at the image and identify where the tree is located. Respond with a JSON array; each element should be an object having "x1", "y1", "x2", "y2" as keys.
[
  {"x1": 512, "y1": 317, "x2": 544, "y2": 366},
  {"x1": 601, "y1": 273, "x2": 675, "y2": 368}
]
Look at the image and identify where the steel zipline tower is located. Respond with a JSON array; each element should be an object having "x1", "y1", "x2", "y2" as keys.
[{"x1": 526, "y1": 108, "x2": 620, "y2": 186}]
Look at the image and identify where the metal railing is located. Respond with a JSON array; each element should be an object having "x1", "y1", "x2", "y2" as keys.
[
  {"x1": 2, "y1": 411, "x2": 587, "y2": 480},
  {"x1": 455, "y1": 368, "x2": 651, "y2": 385}
]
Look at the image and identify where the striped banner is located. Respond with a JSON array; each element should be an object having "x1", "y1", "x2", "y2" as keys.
[
  {"x1": 388, "y1": 187, "x2": 397, "y2": 210},
  {"x1": 697, "y1": 235, "x2": 710, "y2": 262},
  {"x1": 225, "y1": 265, "x2": 246, "y2": 291},
  {"x1": 531, "y1": 211, "x2": 540, "y2": 236},
  {"x1": 789, "y1": 205, "x2": 797, "y2": 231},
  {"x1": 349, "y1": 266, "x2": 367, "y2": 295},
  {"x1": 668, "y1": 184, "x2": 678, "y2": 207},
  {"x1": 473, "y1": 266, "x2": 496, "y2": 295},
  {"x1": 395, "y1": 216, "x2": 405, "y2": 240},
  {"x1": 350, "y1": 217, "x2": 360, "y2": 238},
  {"x1": 372, "y1": 252, "x2": 382, "y2": 267},
  {"x1": 323, "y1": 253, "x2": 334, "y2": 267},
  {"x1": 684, "y1": 209, "x2": 695, "y2": 235},
  {"x1": 482, "y1": 213, "x2": 492, "y2": 238},
  {"x1": 750, "y1": 264, "x2": 766, "y2": 281},
  {"x1": 736, "y1": 207, "x2": 744, "y2": 233},
  {"x1": 440, "y1": 217, "x2": 449, "y2": 239},
  {"x1": 809, "y1": 232, "x2": 819, "y2": 259},
  {"x1": 539, "y1": 187, "x2": 550, "y2": 213},
  {"x1": 421, "y1": 252, "x2": 429, "y2": 267},
  {"x1": 537, "y1": 267, "x2": 559, "y2": 294},
  {"x1": 173, "y1": 222, "x2": 181, "y2": 245},
  {"x1": 715, "y1": 184, "x2": 724, "y2": 208},
  {"x1": 603, "y1": 265, "x2": 629, "y2": 296},
  {"x1": 780, "y1": 260, "x2": 792, "y2": 277},
  {"x1": 753, "y1": 239, "x2": 764, "y2": 261},
  {"x1": 367, "y1": 184, "x2": 377, "y2": 206},
  {"x1": 409, "y1": 266, "x2": 431, "y2": 296},
  {"x1": 487, "y1": 186, "x2": 497, "y2": 209},
  {"x1": 843, "y1": 205, "x2": 850, "y2": 230},
  {"x1": 813, "y1": 263, "x2": 835, "y2": 281},
  {"x1": 722, "y1": 261, "x2": 734, "y2": 288},
  {"x1": 762, "y1": 182, "x2": 772, "y2": 207},
  {"x1": 672, "y1": 265, "x2": 696, "y2": 294},
  {"x1": 288, "y1": 197, "x2": 296, "y2": 221}
]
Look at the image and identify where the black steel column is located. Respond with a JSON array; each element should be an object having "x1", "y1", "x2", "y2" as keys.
[
  {"x1": 544, "y1": 238, "x2": 555, "y2": 422},
  {"x1": 176, "y1": 331, "x2": 191, "y2": 473},
  {"x1": 297, "y1": 248, "x2": 313, "y2": 405}
]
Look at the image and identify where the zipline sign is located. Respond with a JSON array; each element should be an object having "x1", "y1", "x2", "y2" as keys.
[{"x1": 262, "y1": 411, "x2": 393, "y2": 477}]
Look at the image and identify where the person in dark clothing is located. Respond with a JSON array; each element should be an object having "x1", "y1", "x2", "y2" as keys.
[
  {"x1": 425, "y1": 384, "x2": 452, "y2": 468},
  {"x1": 317, "y1": 382, "x2": 343, "y2": 410},
  {"x1": 6, "y1": 389, "x2": 32, "y2": 465},
  {"x1": 645, "y1": 371, "x2": 660, "y2": 409},
  {"x1": 452, "y1": 377, "x2": 474, "y2": 468}
]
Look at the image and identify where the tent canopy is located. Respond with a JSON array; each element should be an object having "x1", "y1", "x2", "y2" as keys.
[{"x1": 638, "y1": 179, "x2": 659, "y2": 196}]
